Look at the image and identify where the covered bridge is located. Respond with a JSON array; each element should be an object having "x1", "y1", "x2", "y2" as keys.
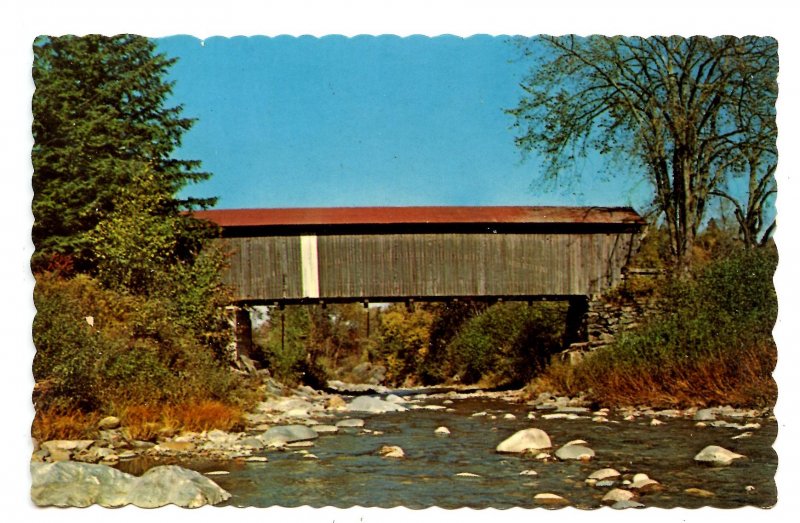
[{"x1": 193, "y1": 206, "x2": 645, "y2": 305}]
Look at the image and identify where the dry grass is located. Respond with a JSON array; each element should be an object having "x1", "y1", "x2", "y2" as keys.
[
  {"x1": 121, "y1": 400, "x2": 244, "y2": 440},
  {"x1": 32, "y1": 408, "x2": 100, "y2": 442},
  {"x1": 33, "y1": 399, "x2": 246, "y2": 444},
  {"x1": 164, "y1": 400, "x2": 244, "y2": 433},
  {"x1": 528, "y1": 342, "x2": 777, "y2": 409}
]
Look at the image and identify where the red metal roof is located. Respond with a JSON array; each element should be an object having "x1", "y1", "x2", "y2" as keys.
[{"x1": 191, "y1": 206, "x2": 645, "y2": 227}]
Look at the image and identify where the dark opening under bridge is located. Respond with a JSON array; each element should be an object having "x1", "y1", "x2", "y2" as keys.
[{"x1": 193, "y1": 205, "x2": 646, "y2": 305}]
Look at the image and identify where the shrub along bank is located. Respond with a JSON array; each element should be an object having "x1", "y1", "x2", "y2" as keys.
[
  {"x1": 526, "y1": 246, "x2": 778, "y2": 408},
  {"x1": 32, "y1": 272, "x2": 256, "y2": 441}
]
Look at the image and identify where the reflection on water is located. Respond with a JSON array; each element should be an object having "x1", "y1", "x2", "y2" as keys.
[{"x1": 123, "y1": 396, "x2": 778, "y2": 509}]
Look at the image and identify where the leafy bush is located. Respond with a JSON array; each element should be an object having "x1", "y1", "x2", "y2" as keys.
[
  {"x1": 32, "y1": 273, "x2": 248, "y2": 414},
  {"x1": 442, "y1": 302, "x2": 567, "y2": 387},
  {"x1": 374, "y1": 305, "x2": 435, "y2": 386}
]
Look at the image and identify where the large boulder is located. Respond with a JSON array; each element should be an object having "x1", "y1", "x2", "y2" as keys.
[
  {"x1": 31, "y1": 462, "x2": 134, "y2": 507},
  {"x1": 346, "y1": 395, "x2": 408, "y2": 414},
  {"x1": 694, "y1": 445, "x2": 745, "y2": 466},
  {"x1": 496, "y1": 428, "x2": 552, "y2": 453},
  {"x1": 31, "y1": 462, "x2": 230, "y2": 508},
  {"x1": 126, "y1": 465, "x2": 232, "y2": 508}
]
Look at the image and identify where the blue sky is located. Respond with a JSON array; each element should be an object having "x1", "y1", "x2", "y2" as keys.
[{"x1": 156, "y1": 35, "x2": 652, "y2": 211}]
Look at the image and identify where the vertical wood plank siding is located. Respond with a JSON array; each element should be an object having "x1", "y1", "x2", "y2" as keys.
[{"x1": 220, "y1": 232, "x2": 638, "y2": 301}]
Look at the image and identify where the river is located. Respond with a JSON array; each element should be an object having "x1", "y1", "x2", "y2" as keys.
[{"x1": 121, "y1": 391, "x2": 777, "y2": 509}]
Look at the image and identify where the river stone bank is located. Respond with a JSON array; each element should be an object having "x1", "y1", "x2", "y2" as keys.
[{"x1": 30, "y1": 378, "x2": 775, "y2": 508}]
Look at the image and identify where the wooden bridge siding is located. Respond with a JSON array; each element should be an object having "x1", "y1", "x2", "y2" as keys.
[
  {"x1": 221, "y1": 236, "x2": 303, "y2": 300},
  {"x1": 220, "y1": 232, "x2": 637, "y2": 301},
  {"x1": 315, "y1": 232, "x2": 637, "y2": 299}
]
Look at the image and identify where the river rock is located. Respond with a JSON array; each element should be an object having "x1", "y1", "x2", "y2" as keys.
[
  {"x1": 694, "y1": 445, "x2": 745, "y2": 466},
  {"x1": 313, "y1": 424, "x2": 339, "y2": 434},
  {"x1": 519, "y1": 469, "x2": 538, "y2": 476},
  {"x1": 541, "y1": 413, "x2": 580, "y2": 420},
  {"x1": 125, "y1": 465, "x2": 231, "y2": 508},
  {"x1": 496, "y1": 428, "x2": 552, "y2": 453},
  {"x1": 31, "y1": 461, "x2": 134, "y2": 507},
  {"x1": 602, "y1": 488, "x2": 635, "y2": 504},
  {"x1": 555, "y1": 443, "x2": 595, "y2": 461},
  {"x1": 240, "y1": 436, "x2": 266, "y2": 449},
  {"x1": 326, "y1": 395, "x2": 347, "y2": 410},
  {"x1": 435, "y1": 426, "x2": 451, "y2": 435},
  {"x1": 455, "y1": 472, "x2": 481, "y2": 478},
  {"x1": 336, "y1": 418, "x2": 365, "y2": 428},
  {"x1": 155, "y1": 440, "x2": 195, "y2": 453},
  {"x1": 694, "y1": 408, "x2": 718, "y2": 421},
  {"x1": 259, "y1": 425, "x2": 318, "y2": 447},
  {"x1": 685, "y1": 487, "x2": 715, "y2": 498},
  {"x1": 534, "y1": 493, "x2": 569, "y2": 506},
  {"x1": 630, "y1": 474, "x2": 662, "y2": 493},
  {"x1": 347, "y1": 396, "x2": 408, "y2": 414},
  {"x1": 612, "y1": 500, "x2": 645, "y2": 509},
  {"x1": 31, "y1": 462, "x2": 230, "y2": 508},
  {"x1": 378, "y1": 445, "x2": 405, "y2": 458},
  {"x1": 385, "y1": 394, "x2": 406, "y2": 404},
  {"x1": 41, "y1": 440, "x2": 95, "y2": 454},
  {"x1": 585, "y1": 468, "x2": 620, "y2": 485},
  {"x1": 98, "y1": 416, "x2": 121, "y2": 430}
]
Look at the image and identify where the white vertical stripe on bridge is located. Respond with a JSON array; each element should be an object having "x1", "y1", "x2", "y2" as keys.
[{"x1": 300, "y1": 235, "x2": 320, "y2": 299}]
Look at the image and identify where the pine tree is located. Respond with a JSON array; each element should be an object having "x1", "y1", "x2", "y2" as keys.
[{"x1": 32, "y1": 34, "x2": 214, "y2": 272}]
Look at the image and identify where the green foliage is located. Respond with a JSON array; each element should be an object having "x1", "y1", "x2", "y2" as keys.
[
  {"x1": 32, "y1": 274, "x2": 245, "y2": 412},
  {"x1": 577, "y1": 246, "x2": 778, "y2": 406},
  {"x1": 375, "y1": 305, "x2": 435, "y2": 386},
  {"x1": 32, "y1": 34, "x2": 213, "y2": 272},
  {"x1": 87, "y1": 164, "x2": 231, "y2": 357},
  {"x1": 253, "y1": 306, "x2": 323, "y2": 386},
  {"x1": 442, "y1": 302, "x2": 567, "y2": 387}
]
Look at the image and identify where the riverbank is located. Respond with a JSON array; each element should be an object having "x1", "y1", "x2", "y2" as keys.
[{"x1": 31, "y1": 377, "x2": 776, "y2": 508}]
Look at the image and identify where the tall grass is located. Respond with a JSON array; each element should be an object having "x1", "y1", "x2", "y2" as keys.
[{"x1": 528, "y1": 246, "x2": 778, "y2": 408}]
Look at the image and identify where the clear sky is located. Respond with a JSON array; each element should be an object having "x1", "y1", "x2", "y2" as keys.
[{"x1": 155, "y1": 35, "x2": 652, "y2": 211}]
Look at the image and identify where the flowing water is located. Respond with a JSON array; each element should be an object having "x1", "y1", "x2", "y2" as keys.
[{"x1": 125, "y1": 394, "x2": 777, "y2": 509}]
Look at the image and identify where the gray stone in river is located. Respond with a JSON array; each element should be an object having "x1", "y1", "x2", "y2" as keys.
[
  {"x1": 694, "y1": 445, "x2": 745, "y2": 466},
  {"x1": 555, "y1": 443, "x2": 595, "y2": 461},
  {"x1": 602, "y1": 488, "x2": 635, "y2": 504},
  {"x1": 496, "y1": 428, "x2": 552, "y2": 453},
  {"x1": 384, "y1": 393, "x2": 406, "y2": 404},
  {"x1": 612, "y1": 500, "x2": 645, "y2": 509},
  {"x1": 336, "y1": 418, "x2": 366, "y2": 428},
  {"x1": 588, "y1": 468, "x2": 621, "y2": 481},
  {"x1": 126, "y1": 465, "x2": 231, "y2": 508},
  {"x1": 313, "y1": 424, "x2": 340, "y2": 434},
  {"x1": 347, "y1": 395, "x2": 408, "y2": 414},
  {"x1": 694, "y1": 408, "x2": 718, "y2": 421},
  {"x1": 31, "y1": 462, "x2": 230, "y2": 508},
  {"x1": 258, "y1": 425, "x2": 319, "y2": 446}
]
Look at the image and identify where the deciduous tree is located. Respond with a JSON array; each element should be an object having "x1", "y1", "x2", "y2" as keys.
[{"x1": 508, "y1": 35, "x2": 777, "y2": 269}]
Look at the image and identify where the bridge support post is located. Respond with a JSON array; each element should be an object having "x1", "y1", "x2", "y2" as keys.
[{"x1": 226, "y1": 306, "x2": 256, "y2": 371}]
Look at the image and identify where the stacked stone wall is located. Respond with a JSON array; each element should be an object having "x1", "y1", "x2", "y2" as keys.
[{"x1": 561, "y1": 293, "x2": 660, "y2": 364}]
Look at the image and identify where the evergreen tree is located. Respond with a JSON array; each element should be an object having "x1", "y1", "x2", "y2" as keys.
[{"x1": 32, "y1": 34, "x2": 214, "y2": 272}]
